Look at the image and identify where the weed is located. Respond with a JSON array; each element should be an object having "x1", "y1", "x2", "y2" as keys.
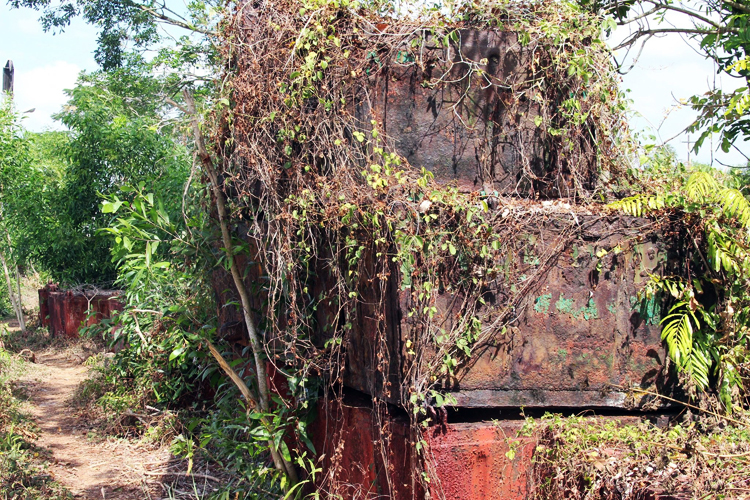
[{"x1": 531, "y1": 411, "x2": 750, "y2": 499}]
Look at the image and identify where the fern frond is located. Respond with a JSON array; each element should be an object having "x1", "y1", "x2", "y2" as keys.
[
  {"x1": 686, "y1": 171, "x2": 720, "y2": 202},
  {"x1": 609, "y1": 194, "x2": 665, "y2": 217},
  {"x1": 717, "y1": 188, "x2": 750, "y2": 228},
  {"x1": 707, "y1": 230, "x2": 746, "y2": 275},
  {"x1": 684, "y1": 346, "x2": 712, "y2": 390},
  {"x1": 660, "y1": 303, "x2": 696, "y2": 368},
  {"x1": 660, "y1": 303, "x2": 716, "y2": 390}
]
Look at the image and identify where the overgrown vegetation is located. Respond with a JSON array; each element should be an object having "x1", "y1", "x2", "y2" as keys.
[
  {"x1": 612, "y1": 150, "x2": 750, "y2": 409},
  {"x1": 531, "y1": 411, "x2": 750, "y2": 499},
  {"x1": 3, "y1": 0, "x2": 750, "y2": 498},
  {"x1": 215, "y1": 0, "x2": 640, "y2": 494}
]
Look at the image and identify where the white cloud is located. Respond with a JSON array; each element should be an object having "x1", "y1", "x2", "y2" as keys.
[{"x1": 13, "y1": 61, "x2": 81, "y2": 131}]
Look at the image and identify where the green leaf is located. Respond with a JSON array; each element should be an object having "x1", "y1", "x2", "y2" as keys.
[
  {"x1": 169, "y1": 347, "x2": 185, "y2": 361},
  {"x1": 102, "y1": 200, "x2": 124, "y2": 213}
]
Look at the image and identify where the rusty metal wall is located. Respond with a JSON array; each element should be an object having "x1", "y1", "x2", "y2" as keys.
[
  {"x1": 342, "y1": 214, "x2": 675, "y2": 409},
  {"x1": 308, "y1": 393, "x2": 416, "y2": 500},
  {"x1": 357, "y1": 30, "x2": 556, "y2": 197},
  {"x1": 38, "y1": 283, "x2": 57, "y2": 328},
  {"x1": 39, "y1": 284, "x2": 123, "y2": 338},
  {"x1": 309, "y1": 395, "x2": 541, "y2": 500}
]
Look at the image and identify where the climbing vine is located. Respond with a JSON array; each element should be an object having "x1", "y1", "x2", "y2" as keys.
[
  {"x1": 611, "y1": 162, "x2": 750, "y2": 409},
  {"x1": 211, "y1": 0, "x2": 635, "y2": 495}
]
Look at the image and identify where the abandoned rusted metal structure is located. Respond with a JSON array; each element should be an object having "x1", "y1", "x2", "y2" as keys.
[
  {"x1": 340, "y1": 213, "x2": 672, "y2": 410},
  {"x1": 300, "y1": 214, "x2": 674, "y2": 498},
  {"x1": 39, "y1": 283, "x2": 123, "y2": 338},
  {"x1": 216, "y1": 10, "x2": 673, "y2": 498}
]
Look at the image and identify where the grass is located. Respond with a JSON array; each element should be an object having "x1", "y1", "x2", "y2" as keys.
[{"x1": 529, "y1": 411, "x2": 750, "y2": 499}]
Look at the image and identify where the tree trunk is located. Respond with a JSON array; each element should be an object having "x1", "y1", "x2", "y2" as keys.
[
  {"x1": 182, "y1": 90, "x2": 298, "y2": 486},
  {"x1": 14, "y1": 264, "x2": 25, "y2": 332}
]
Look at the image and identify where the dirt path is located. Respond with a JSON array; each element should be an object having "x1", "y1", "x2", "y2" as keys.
[{"x1": 19, "y1": 350, "x2": 172, "y2": 499}]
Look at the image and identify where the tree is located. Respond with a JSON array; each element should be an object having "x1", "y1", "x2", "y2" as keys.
[
  {"x1": 21, "y1": 62, "x2": 191, "y2": 285},
  {"x1": 580, "y1": 0, "x2": 750, "y2": 160},
  {"x1": 7, "y1": 0, "x2": 220, "y2": 70},
  {"x1": 0, "y1": 100, "x2": 33, "y2": 331}
]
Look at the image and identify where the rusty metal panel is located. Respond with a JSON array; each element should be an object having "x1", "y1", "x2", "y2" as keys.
[
  {"x1": 64, "y1": 292, "x2": 90, "y2": 337},
  {"x1": 426, "y1": 421, "x2": 537, "y2": 500},
  {"x1": 343, "y1": 214, "x2": 673, "y2": 408},
  {"x1": 309, "y1": 396, "x2": 537, "y2": 499},
  {"x1": 88, "y1": 292, "x2": 124, "y2": 327},
  {"x1": 356, "y1": 30, "x2": 581, "y2": 197},
  {"x1": 47, "y1": 291, "x2": 66, "y2": 337},
  {"x1": 38, "y1": 283, "x2": 58, "y2": 328},
  {"x1": 41, "y1": 287, "x2": 123, "y2": 338},
  {"x1": 308, "y1": 393, "x2": 414, "y2": 500}
]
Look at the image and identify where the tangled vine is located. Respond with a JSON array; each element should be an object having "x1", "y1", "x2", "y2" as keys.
[{"x1": 212, "y1": 0, "x2": 635, "y2": 496}]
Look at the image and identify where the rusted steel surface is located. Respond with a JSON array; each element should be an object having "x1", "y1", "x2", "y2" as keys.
[
  {"x1": 343, "y1": 214, "x2": 675, "y2": 409},
  {"x1": 356, "y1": 30, "x2": 587, "y2": 197},
  {"x1": 306, "y1": 394, "x2": 666, "y2": 499},
  {"x1": 41, "y1": 286, "x2": 123, "y2": 338},
  {"x1": 38, "y1": 283, "x2": 58, "y2": 327},
  {"x1": 309, "y1": 395, "x2": 538, "y2": 499},
  {"x1": 426, "y1": 421, "x2": 537, "y2": 499},
  {"x1": 308, "y1": 393, "x2": 414, "y2": 500},
  {"x1": 214, "y1": 213, "x2": 675, "y2": 409}
]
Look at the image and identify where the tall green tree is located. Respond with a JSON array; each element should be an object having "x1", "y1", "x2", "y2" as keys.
[
  {"x1": 24, "y1": 63, "x2": 191, "y2": 285},
  {"x1": 0, "y1": 99, "x2": 34, "y2": 330}
]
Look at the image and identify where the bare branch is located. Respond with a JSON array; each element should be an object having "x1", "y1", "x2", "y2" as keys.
[
  {"x1": 138, "y1": 5, "x2": 215, "y2": 36},
  {"x1": 642, "y1": 0, "x2": 728, "y2": 31},
  {"x1": 206, "y1": 340, "x2": 258, "y2": 409},
  {"x1": 613, "y1": 27, "x2": 728, "y2": 51},
  {"x1": 616, "y1": 4, "x2": 662, "y2": 25}
]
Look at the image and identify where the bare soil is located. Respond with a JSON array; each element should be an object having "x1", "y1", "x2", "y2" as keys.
[{"x1": 17, "y1": 350, "x2": 174, "y2": 499}]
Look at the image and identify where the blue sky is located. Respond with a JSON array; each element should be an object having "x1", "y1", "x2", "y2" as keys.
[{"x1": 0, "y1": 3, "x2": 747, "y2": 166}]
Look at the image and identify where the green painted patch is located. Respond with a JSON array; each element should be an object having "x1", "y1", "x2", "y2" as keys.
[
  {"x1": 555, "y1": 295, "x2": 576, "y2": 314},
  {"x1": 640, "y1": 293, "x2": 661, "y2": 325},
  {"x1": 579, "y1": 298, "x2": 599, "y2": 320},
  {"x1": 555, "y1": 294, "x2": 599, "y2": 320},
  {"x1": 631, "y1": 293, "x2": 661, "y2": 325},
  {"x1": 534, "y1": 293, "x2": 552, "y2": 313}
]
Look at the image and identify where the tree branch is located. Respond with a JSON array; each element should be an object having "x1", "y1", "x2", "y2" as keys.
[
  {"x1": 643, "y1": 0, "x2": 729, "y2": 31},
  {"x1": 724, "y1": 0, "x2": 750, "y2": 15},
  {"x1": 613, "y1": 27, "x2": 728, "y2": 51},
  {"x1": 616, "y1": 4, "x2": 662, "y2": 25},
  {"x1": 137, "y1": 5, "x2": 215, "y2": 36}
]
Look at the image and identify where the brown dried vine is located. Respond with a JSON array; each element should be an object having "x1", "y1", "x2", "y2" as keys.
[{"x1": 212, "y1": 0, "x2": 635, "y2": 496}]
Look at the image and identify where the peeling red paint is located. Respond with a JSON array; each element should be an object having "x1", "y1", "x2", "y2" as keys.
[
  {"x1": 426, "y1": 421, "x2": 536, "y2": 499},
  {"x1": 308, "y1": 396, "x2": 539, "y2": 499}
]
